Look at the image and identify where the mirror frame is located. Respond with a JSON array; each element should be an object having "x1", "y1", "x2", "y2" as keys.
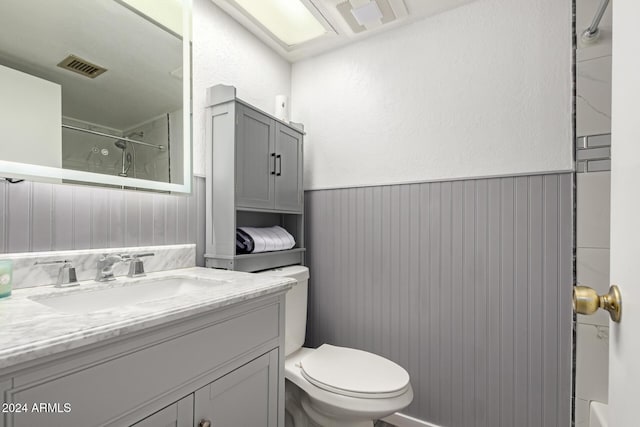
[{"x1": 0, "y1": 0, "x2": 193, "y2": 194}]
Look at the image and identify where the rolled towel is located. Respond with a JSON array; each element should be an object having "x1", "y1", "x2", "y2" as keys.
[{"x1": 236, "y1": 225, "x2": 295, "y2": 254}]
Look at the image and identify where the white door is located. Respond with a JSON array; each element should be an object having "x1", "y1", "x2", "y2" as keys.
[{"x1": 609, "y1": 1, "x2": 640, "y2": 425}]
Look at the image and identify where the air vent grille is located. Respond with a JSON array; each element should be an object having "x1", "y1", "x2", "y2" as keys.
[
  {"x1": 57, "y1": 55, "x2": 107, "y2": 79},
  {"x1": 337, "y1": 0, "x2": 401, "y2": 34}
]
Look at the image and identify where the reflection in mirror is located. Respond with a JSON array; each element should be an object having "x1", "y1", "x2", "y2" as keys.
[{"x1": 0, "y1": 0, "x2": 188, "y2": 190}]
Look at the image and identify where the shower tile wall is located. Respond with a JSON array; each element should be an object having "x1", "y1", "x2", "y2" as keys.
[
  {"x1": 575, "y1": 1, "x2": 612, "y2": 426},
  {"x1": 0, "y1": 176, "x2": 206, "y2": 266},
  {"x1": 575, "y1": 173, "x2": 611, "y2": 426},
  {"x1": 576, "y1": 0, "x2": 612, "y2": 139},
  {"x1": 305, "y1": 173, "x2": 573, "y2": 427}
]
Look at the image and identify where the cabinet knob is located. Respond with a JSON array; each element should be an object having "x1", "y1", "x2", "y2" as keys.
[{"x1": 199, "y1": 420, "x2": 212, "y2": 427}]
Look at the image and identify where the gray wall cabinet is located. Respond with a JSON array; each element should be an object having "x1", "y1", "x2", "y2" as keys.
[
  {"x1": 205, "y1": 85, "x2": 305, "y2": 272},
  {"x1": 274, "y1": 124, "x2": 303, "y2": 212},
  {"x1": 235, "y1": 104, "x2": 277, "y2": 210},
  {"x1": 234, "y1": 103, "x2": 303, "y2": 212},
  {"x1": 0, "y1": 294, "x2": 286, "y2": 427}
]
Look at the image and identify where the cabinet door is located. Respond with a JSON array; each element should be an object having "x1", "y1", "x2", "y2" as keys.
[
  {"x1": 194, "y1": 350, "x2": 279, "y2": 427},
  {"x1": 236, "y1": 104, "x2": 276, "y2": 210},
  {"x1": 274, "y1": 124, "x2": 303, "y2": 212},
  {"x1": 132, "y1": 394, "x2": 193, "y2": 427}
]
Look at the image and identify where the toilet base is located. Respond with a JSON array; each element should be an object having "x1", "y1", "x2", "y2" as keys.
[
  {"x1": 285, "y1": 380, "x2": 375, "y2": 427},
  {"x1": 301, "y1": 393, "x2": 374, "y2": 427}
]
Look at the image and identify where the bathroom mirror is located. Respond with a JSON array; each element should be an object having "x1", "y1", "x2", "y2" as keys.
[{"x1": 0, "y1": 0, "x2": 192, "y2": 193}]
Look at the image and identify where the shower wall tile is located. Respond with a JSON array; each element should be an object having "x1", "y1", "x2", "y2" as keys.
[
  {"x1": 575, "y1": 398, "x2": 590, "y2": 427},
  {"x1": 577, "y1": 55, "x2": 612, "y2": 138},
  {"x1": 0, "y1": 176, "x2": 206, "y2": 267},
  {"x1": 576, "y1": 248, "x2": 610, "y2": 326},
  {"x1": 576, "y1": 323, "x2": 609, "y2": 404},
  {"x1": 576, "y1": 172, "x2": 610, "y2": 249},
  {"x1": 305, "y1": 173, "x2": 573, "y2": 427},
  {"x1": 576, "y1": 0, "x2": 612, "y2": 62}
]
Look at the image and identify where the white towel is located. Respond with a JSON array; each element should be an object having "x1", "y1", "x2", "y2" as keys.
[{"x1": 237, "y1": 226, "x2": 295, "y2": 253}]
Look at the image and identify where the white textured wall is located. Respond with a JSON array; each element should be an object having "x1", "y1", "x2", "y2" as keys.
[
  {"x1": 291, "y1": 0, "x2": 573, "y2": 190},
  {"x1": 192, "y1": 0, "x2": 291, "y2": 176}
]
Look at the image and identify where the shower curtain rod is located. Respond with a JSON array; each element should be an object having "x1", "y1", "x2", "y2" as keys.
[
  {"x1": 62, "y1": 124, "x2": 165, "y2": 150},
  {"x1": 582, "y1": 0, "x2": 610, "y2": 42}
]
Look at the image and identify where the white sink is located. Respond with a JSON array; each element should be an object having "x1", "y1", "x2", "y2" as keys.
[{"x1": 30, "y1": 277, "x2": 225, "y2": 314}]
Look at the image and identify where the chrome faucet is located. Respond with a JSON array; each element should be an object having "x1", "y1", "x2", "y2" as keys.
[
  {"x1": 35, "y1": 259, "x2": 79, "y2": 288},
  {"x1": 95, "y1": 254, "x2": 130, "y2": 282},
  {"x1": 95, "y1": 252, "x2": 155, "y2": 281},
  {"x1": 126, "y1": 253, "x2": 154, "y2": 278}
]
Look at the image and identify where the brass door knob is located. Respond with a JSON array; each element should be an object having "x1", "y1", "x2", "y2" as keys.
[{"x1": 573, "y1": 285, "x2": 622, "y2": 322}]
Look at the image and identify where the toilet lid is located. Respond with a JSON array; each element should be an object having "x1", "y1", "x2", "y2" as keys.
[{"x1": 300, "y1": 344, "x2": 410, "y2": 399}]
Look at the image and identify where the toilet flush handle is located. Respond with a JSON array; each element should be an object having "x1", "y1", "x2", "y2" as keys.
[{"x1": 199, "y1": 420, "x2": 211, "y2": 427}]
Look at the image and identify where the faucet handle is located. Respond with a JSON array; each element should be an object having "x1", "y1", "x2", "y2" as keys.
[
  {"x1": 35, "y1": 259, "x2": 79, "y2": 288},
  {"x1": 130, "y1": 252, "x2": 154, "y2": 259},
  {"x1": 127, "y1": 252, "x2": 154, "y2": 278},
  {"x1": 57, "y1": 263, "x2": 79, "y2": 288}
]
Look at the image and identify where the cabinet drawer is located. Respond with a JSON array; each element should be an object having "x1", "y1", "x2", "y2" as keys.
[{"x1": 8, "y1": 304, "x2": 279, "y2": 427}]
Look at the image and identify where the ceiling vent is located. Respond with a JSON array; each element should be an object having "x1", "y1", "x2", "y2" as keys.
[
  {"x1": 336, "y1": 0, "x2": 405, "y2": 33},
  {"x1": 57, "y1": 54, "x2": 107, "y2": 79}
]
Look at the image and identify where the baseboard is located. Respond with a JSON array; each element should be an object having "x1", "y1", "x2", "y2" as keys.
[{"x1": 382, "y1": 412, "x2": 441, "y2": 427}]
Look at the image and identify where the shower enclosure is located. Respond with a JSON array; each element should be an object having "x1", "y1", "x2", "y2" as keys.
[{"x1": 61, "y1": 109, "x2": 183, "y2": 185}]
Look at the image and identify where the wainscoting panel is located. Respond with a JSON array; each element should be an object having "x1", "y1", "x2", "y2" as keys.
[
  {"x1": 305, "y1": 173, "x2": 573, "y2": 427},
  {"x1": 0, "y1": 177, "x2": 206, "y2": 266}
]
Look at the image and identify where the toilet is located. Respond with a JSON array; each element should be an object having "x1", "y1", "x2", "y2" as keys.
[{"x1": 258, "y1": 266, "x2": 413, "y2": 427}]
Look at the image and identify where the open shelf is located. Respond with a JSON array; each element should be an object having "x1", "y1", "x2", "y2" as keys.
[
  {"x1": 235, "y1": 248, "x2": 306, "y2": 259},
  {"x1": 205, "y1": 248, "x2": 306, "y2": 272}
]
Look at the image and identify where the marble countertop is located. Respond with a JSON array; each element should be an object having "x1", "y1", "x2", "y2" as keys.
[{"x1": 0, "y1": 267, "x2": 294, "y2": 371}]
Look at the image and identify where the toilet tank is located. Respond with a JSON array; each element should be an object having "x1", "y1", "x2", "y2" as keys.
[{"x1": 256, "y1": 266, "x2": 309, "y2": 357}]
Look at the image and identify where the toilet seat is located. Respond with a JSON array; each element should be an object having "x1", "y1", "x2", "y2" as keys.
[
  {"x1": 299, "y1": 344, "x2": 410, "y2": 399},
  {"x1": 285, "y1": 347, "x2": 414, "y2": 422}
]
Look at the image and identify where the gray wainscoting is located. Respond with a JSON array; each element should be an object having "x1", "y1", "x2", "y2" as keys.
[
  {"x1": 305, "y1": 173, "x2": 573, "y2": 427},
  {"x1": 0, "y1": 177, "x2": 206, "y2": 266}
]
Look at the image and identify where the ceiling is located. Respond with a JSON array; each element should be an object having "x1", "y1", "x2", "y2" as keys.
[
  {"x1": 0, "y1": 0, "x2": 183, "y2": 130},
  {"x1": 211, "y1": 0, "x2": 476, "y2": 62}
]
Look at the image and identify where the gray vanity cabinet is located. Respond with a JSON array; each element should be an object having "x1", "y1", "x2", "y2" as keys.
[
  {"x1": 132, "y1": 395, "x2": 193, "y2": 427},
  {"x1": 133, "y1": 350, "x2": 279, "y2": 427},
  {"x1": 1, "y1": 294, "x2": 286, "y2": 427},
  {"x1": 194, "y1": 350, "x2": 279, "y2": 427},
  {"x1": 235, "y1": 105, "x2": 303, "y2": 213}
]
